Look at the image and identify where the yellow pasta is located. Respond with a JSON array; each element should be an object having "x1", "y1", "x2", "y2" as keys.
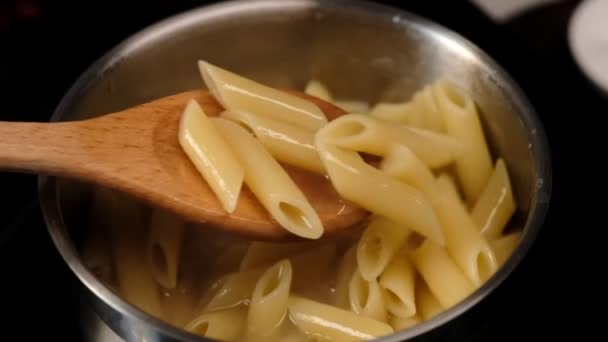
[
  {"x1": 369, "y1": 102, "x2": 413, "y2": 124},
  {"x1": 146, "y1": 209, "x2": 185, "y2": 289},
  {"x1": 390, "y1": 315, "x2": 421, "y2": 331},
  {"x1": 178, "y1": 99, "x2": 244, "y2": 213},
  {"x1": 472, "y1": 159, "x2": 517, "y2": 239},
  {"x1": 204, "y1": 269, "x2": 264, "y2": 312},
  {"x1": 320, "y1": 113, "x2": 460, "y2": 168},
  {"x1": 435, "y1": 79, "x2": 493, "y2": 203},
  {"x1": 304, "y1": 80, "x2": 332, "y2": 102},
  {"x1": 349, "y1": 270, "x2": 388, "y2": 322},
  {"x1": 186, "y1": 307, "x2": 247, "y2": 341},
  {"x1": 381, "y1": 145, "x2": 497, "y2": 285},
  {"x1": 220, "y1": 110, "x2": 324, "y2": 173},
  {"x1": 357, "y1": 216, "x2": 411, "y2": 281},
  {"x1": 415, "y1": 281, "x2": 444, "y2": 320},
  {"x1": 410, "y1": 239, "x2": 474, "y2": 308},
  {"x1": 334, "y1": 245, "x2": 358, "y2": 309},
  {"x1": 334, "y1": 100, "x2": 370, "y2": 114},
  {"x1": 213, "y1": 118, "x2": 323, "y2": 239},
  {"x1": 247, "y1": 260, "x2": 293, "y2": 336},
  {"x1": 199, "y1": 61, "x2": 327, "y2": 131},
  {"x1": 414, "y1": 84, "x2": 445, "y2": 132},
  {"x1": 490, "y1": 232, "x2": 522, "y2": 266},
  {"x1": 288, "y1": 296, "x2": 394, "y2": 341},
  {"x1": 315, "y1": 133, "x2": 444, "y2": 245},
  {"x1": 379, "y1": 249, "x2": 416, "y2": 319},
  {"x1": 435, "y1": 176, "x2": 498, "y2": 285}
]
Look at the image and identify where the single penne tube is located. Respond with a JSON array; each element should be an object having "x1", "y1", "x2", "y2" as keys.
[
  {"x1": 409, "y1": 239, "x2": 474, "y2": 308},
  {"x1": 146, "y1": 209, "x2": 185, "y2": 289},
  {"x1": 104, "y1": 192, "x2": 163, "y2": 318},
  {"x1": 288, "y1": 296, "x2": 394, "y2": 341},
  {"x1": 381, "y1": 144, "x2": 437, "y2": 196},
  {"x1": 221, "y1": 110, "x2": 324, "y2": 173},
  {"x1": 490, "y1": 232, "x2": 522, "y2": 266},
  {"x1": 315, "y1": 133, "x2": 444, "y2": 245},
  {"x1": 247, "y1": 260, "x2": 293, "y2": 336},
  {"x1": 318, "y1": 113, "x2": 461, "y2": 168},
  {"x1": 416, "y1": 280, "x2": 444, "y2": 320},
  {"x1": 239, "y1": 241, "x2": 313, "y2": 271},
  {"x1": 178, "y1": 99, "x2": 244, "y2": 213},
  {"x1": 472, "y1": 159, "x2": 517, "y2": 239},
  {"x1": 357, "y1": 216, "x2": 411, "y2": 281},
  {"x1": 204, "y1": 269, "x2": 265, "y2": 312},
  {"x1": 415, "y1": 84, "x2": 445, "y2": 132},
  {"x1": 390, "y1": 315, "x2": 421, "y2": 331},
  {"x1": 434, "y1": 176, "x2": 498, "y2": 285},
  {"x1": 304, "y1": 80, "x2": 332, "y2": 101},
  {"x1": 334, "y1": 245, "x2": 358, "y2": 309},
  {"x1": 349, "y1": 270, "x2": 388, "y2": 322},
  {"x1": 434, "y1": 79, "x2": 493, "y2": 203},
  {"x1": 369, "y1": 101, "x2": 413, "y2": 124},
  {"x1": 213, "y1": 118, "x2": 323, "y2": 239},
  {"x1": 379, "y1": 249, "x2": 417, "y2": 319},
  {"x1": 199, "y1": 61, "x2": 327, "y2": 131},
  {"x1": 185, "y1": 307, "x2": 247, "y2": 341}
]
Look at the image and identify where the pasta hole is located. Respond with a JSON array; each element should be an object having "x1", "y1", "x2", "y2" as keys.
[
  {"x1": 405, "y1": 233, "x2": 424, "y2": 251},
  {"x1": 152, "y1": 243, "x2": 168, "y2": 275},
  {"x1": 279, "y1": 202, "x2": 313, "y2": 231},
  {"x1": 477, "y1": 252, "x2": 495, "y2": 283},
  {"x1": 353, "y1": 276, "x2": 370, "y2": 308},
  {"x1": 262, "y1": 270, "x2": 281, "y2": 297}
]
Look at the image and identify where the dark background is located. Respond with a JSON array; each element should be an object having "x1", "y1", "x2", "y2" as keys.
[{"x1": 0, "y1": 0, "x2": 587, "y2": 340}]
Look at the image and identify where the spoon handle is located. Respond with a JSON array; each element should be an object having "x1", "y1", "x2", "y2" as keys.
[{"x1": 0, "y1": 120, "x2": 88, "y2": 175}]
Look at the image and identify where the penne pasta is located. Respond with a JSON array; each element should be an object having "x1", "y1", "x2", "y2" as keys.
[
  {"x1": 319, "y1": 113, "x2": 460, "y2": 168},
  {"x1": 381, "y1": 144, "x2": 497, "y2": 284},
  {"x1": 288, "y1": 296, "x2": 394, "y2": 341},
  {"x1": 390, "y1": 315, "x2": 421, "y2": 331},
  {"x1": 413, "y1": 84, "x2": 445, "y2": 132},
  {"x1": 369, "y1": 101, "x2": 413, "y2": 124},
  {"x1": 247, "y1": 260, "x2": 293, "y2": 336},
  {"x1": 204, "y1": 269, "x2": 265, "y2": 312},
  {"x1": 304, "y1": 80, "x2": 332, "y2": 102},
  {"x1": 213, "y1": 118, "x2": 323, "y2": 239},
  {"x1": 220, "y1": 110, "x2": 324, "y2": 173},
  {"x1": 435, "y1": 79, "x2": 492, "y2": 203},
  {"x1": 410, "y1": 239, "x2": 474, "y2": 308},
  {"x1": 416, "y1": 280, "x2": 444, "y2": 320},
  {"x1": 186, "y1": 307, "x2": 247, "y2": 341},
  {"x1": 146, "y1": 209, "x2": 185, "y2": 289},
  {"x1": 315, "y1": 132, "x2": 444, "y2": 245},
  {"x1": 104, "y1": 191, "x2": 164, "y2": 318},
  {"x1": 379, "y1": 249, "x2": 417, "y2": 319},
  {"x1": 178, "y1": 99, "x2": 244, "y2": 213},
  {"x1": 435, "y1": 176, "x2": 498, "y2": 285},
  {"x1": 472, "y1": 159, "x2": 517, "y2": 239},
  {"x1": 334, "y1": 245, "x2": 359, "y2": 309},
  {"x1": 490, "y1": 232, "x2": 522, "y2": 266},
  {"x1": 357, "y1": 216, "x2": 411, "y2": 281},
  {"x1": 199, "y1": 61, "x2": 327, "y2": 131},
  {"x1": 349, "y1": 270, "x2": 388, "y2": 322}
]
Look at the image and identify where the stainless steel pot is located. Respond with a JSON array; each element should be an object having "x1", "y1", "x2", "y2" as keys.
[{"x1": 40, "y1": 0, "x2": 552, "y2": 341}]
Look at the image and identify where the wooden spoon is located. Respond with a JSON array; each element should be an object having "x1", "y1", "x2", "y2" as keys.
[{"x1": 0, "y1": 90, "x2": 368, "y2": 240}]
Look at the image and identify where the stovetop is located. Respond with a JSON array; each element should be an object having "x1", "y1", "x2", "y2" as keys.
[{"x1": 0, "y1": 0, "x2": 585, "y2": 340}]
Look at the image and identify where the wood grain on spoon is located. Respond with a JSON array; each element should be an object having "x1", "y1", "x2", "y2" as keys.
[{"x1": 0, "y1": 90, "x2": 368, "y2": 240}]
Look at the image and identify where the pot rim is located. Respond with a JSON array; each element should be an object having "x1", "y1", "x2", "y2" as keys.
[{"x1": 40, "y1": 0, "x2": 552, "y2": 341}]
